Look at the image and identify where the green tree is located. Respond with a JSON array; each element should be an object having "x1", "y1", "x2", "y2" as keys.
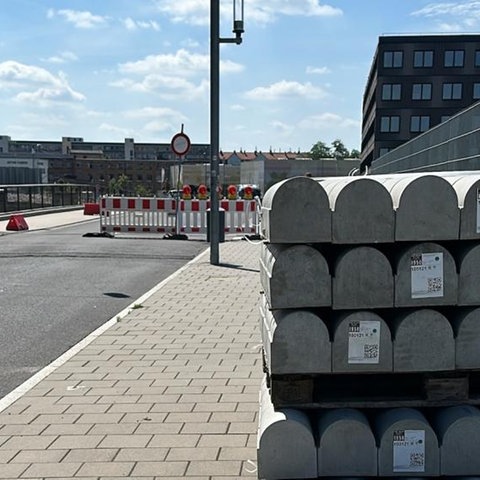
[
  {"x1": 108, "y1": 173, "x2": 129, "y2": 195},
  {"x1": 331, "y1": 139, "x2": 350, "y2": 160},
  {"x1": 350, "y1": 148, "x2": 361, "y2": 158},
  {"x1": 310, "y1": 141, "x2": 332, "y2": 160}
]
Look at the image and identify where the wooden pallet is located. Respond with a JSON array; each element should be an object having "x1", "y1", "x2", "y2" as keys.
[{"x1": 269, "y1": 370, "x2": 480, "y2": 409}]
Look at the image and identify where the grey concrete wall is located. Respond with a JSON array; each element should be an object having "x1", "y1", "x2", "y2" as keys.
[{"x1": 457, "y1": 244, "x2": 480, "y2": 305}]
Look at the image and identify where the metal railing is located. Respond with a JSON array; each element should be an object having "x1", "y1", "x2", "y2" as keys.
[{"x1": 0, "y1": 184, "x2": 95, "y2": 213}]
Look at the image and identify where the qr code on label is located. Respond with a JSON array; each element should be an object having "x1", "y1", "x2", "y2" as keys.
[
  {"x1": 410, "y1": 452, "x2": 424, "y2": 467},
  {"x1": 427, "y1": 277, "x2": 442, "y2": 293},
  {"x1": 364, "y1": 344, "x2": 379, "y2": 359}
]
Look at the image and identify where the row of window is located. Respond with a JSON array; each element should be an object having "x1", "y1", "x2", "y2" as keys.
[
  {"x1": 384, "y1": 48, "x2": 480, "y2": 68},
  {"x1": 382, "y1": 82, "x2": 480, "y2": 101},
  {"x1": 379, "y1": 115, "x2": 450, "y2": 133}
]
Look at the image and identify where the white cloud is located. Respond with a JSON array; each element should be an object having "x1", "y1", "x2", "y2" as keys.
[
  {"x1": 411, "y1": 1, "x2": 480, "y2": 30},
  {"x1": 120, "y1": 49, "x2": 204, "y2": 76},
  {"x1": 245, "y1": 80, "x2": 327, "y2": 100},
  {"x1": 306, "y1": 65, "x2": 331, "y2": 75},
  {"x1": 123, "y1": 106, "x2": 187, "y2": 121},
  {"x1": 0, "y1": 61, "x2": 85, "y2": 104},
  {"x1": 43, "y1": 51, "x2": 79, "y2": 64},
  {"x1": 123, "y1": 18, "x2": 160, "y2": 31},
  {"x1": 271, "y1": 120, "x2": 294, "y2": 135},
  {"x1": 299, "y1": 112, "x2": 360, "y2": 129},
  {"x1": 155, "y1": 0, "x2": 342, "y2": 25},
  {"x1": 47, "y1": 9, "x2": 109, "y2": 29},
  {"x1": 230, "y1": 104, "x2": 246, "y2": 111}
]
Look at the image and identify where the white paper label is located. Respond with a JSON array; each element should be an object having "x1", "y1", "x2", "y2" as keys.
[
  {"x1": 476, "y1": 188, "x2": 480, "y2": 233},
  {"x1": 393, "y1": 429, "x2": 425, "y2": 473},
  {"x1": 410, "y1": 252, "x2": 444, "y2": 298},
  {"x1": 348, "y1": 320, "x2": 380, "y2": 364}
]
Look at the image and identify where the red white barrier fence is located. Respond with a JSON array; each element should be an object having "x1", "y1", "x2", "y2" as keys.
[{"x1": 99, "y1": 196, "x2": 260, "y2": 236}]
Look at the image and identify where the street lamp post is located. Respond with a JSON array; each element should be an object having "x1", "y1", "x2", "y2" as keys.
[{"x1": 210, "y1": 0, "x2": 244, "y2": 265}]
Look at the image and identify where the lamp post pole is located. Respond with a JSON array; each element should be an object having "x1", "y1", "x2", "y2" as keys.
[
  {"x1": 210, "y1": 0, "x2": 244, "y2": 266},
  {"x1": 210, "y1": 0, "x2": 221, "y2": 265}
]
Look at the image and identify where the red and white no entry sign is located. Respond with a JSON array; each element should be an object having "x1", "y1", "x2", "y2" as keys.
[{"x1": 171, "y1": 131, "x2": 191, "y2": 156}]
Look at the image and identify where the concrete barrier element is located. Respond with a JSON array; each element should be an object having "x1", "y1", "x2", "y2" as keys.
[
  {"x1": 332, "y1": 311, "x2": 393, "y2": 372},
  {"x1": 316, "y1": 408, "x2": 377, "y2": 476},
  {"x1": 457, "y1": 243, "x2": 480, "y2": 305},
  {"x1": 451, "y1": 307, "x2": 480, "y2": 369},
  {"x1": 320, "y1": 176, "x2": 395, "y2": 244},
  {"x1": 394, "y1": 243, "x2": 458, "y2": 307},
  {"x1": 260, "y1": 294, "x2": 331, "y2": 375},
  {"x1": 375, "y1": 408, "x2": 440, "y2": 476},
  {"x1": 432, "y1": 405, "x2": 480, "y2": 475},
  {"x1": 257, "y1": 378, "x2": 317, "y2": 479},
  {"x1": 392, "y1": 309, "x2": 455, "y2": 372},
  {"x1": 261, "y1": 176, "x2": 332, "y2": 244},
  {"x1": 332, "y1": 246, "x2": 394, "y2": 309},
  {"x1": 379, "y1": 174, "x2": 460, "y2": 241},
  {"x1": 448, "y1": 174, "x2": 480, "y2": 240},
  {"x1": 260, "y1": 243, "x2": 331, "y2": 309}
]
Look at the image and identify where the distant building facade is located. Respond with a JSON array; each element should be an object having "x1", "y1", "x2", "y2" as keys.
[
  {"x1": 0, "y1": 135, "x2": 360, "y2": 194},
  {"x1": 361, "y1": 33, "x2": 480, "y2": 172}
]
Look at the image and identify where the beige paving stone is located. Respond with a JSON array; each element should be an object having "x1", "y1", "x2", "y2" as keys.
[
  {"x1": 148, "y1": 434, "x2": 200, "y2": 448},
  {"x1": 166, "y1": 447, "x2": 219, "y2": 461},
  {"x1": 134, "y1": 423, "x2": 183, "y2": 435},
  {"x1": 114, "y1": 447, "x2": 168, "y2": 462},
  {"x1": 48, "y1": 435, "x2": 104, "y2": 449},
  {"x1": 11, "y1": 449, "x2": 68, "y2": 463},
  {"x1": 21, "y1": 462, "x2": 81, "y2": 478},
  {"x1": 75, "y1": 461, "x2": 134, "y2": 477},
  {"x1": 0, "y1": 463, "x2": 29, "y2": 478},
  {"x1": 75, "y1": 413, "x2": 124, "y2": 424},
  {"x1": 181, "y1": 422, "x2": 229, "y2": 434},
  {"x1": 88, "y1": 424, "x2": 137, "y2": 435},
  {"x1": 0, "y1": 424, "x2": 47, "y2": 436},
  {"x1": 61, "y1": 448, "x2": 118, "y2": 463},
  {"x1": 0, "y1": 449, "x2": 18, "y2": 462},
  {"x1": 164, "y1": 412, "x2": 210, "y2": 423},
  {"x1": 197, "y1": 434, "x2": 248, "y2": 448},
  {"x1": 1, "y1": 435, "x2": 57, "y2": 450},
  {"x1": 97, "y1": 434, "x2": 152, "y2": 448},
  {"x1": 130, "y1": 460, "x2": 188, "y2": 477},
  {"x1": 185, "y1": 460, "x2": 243, "y2": 476},
  {"x1": 42, "y1": 424, "x2": 92, "y2": 436}
]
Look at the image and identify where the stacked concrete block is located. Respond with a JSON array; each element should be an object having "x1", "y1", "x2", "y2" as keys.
[{"x1": 257, "y1": 173, "x2": 480, "y2": 479}]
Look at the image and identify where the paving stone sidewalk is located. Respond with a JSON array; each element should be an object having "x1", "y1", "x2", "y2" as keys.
[{"x1": 0, "y1": 239, "x2": 263, "y2": 479}]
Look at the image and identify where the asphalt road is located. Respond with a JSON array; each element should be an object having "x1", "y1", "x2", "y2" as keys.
[{"x1": 0, "y1": 221, "x2": 208, "y2": 399}]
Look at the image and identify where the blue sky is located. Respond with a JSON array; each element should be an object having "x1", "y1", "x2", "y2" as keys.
[{"x1": 1, "y1": 1, "x2": 480, "y2": 153}]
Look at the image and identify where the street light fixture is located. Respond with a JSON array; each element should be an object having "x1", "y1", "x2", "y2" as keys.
[{"x1": 210, "y1": 0, "x2": 244, "y2": 265}]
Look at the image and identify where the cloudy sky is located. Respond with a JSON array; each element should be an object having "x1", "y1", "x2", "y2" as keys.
[{"x1": 1, "y1": 1, "x2": 480, "y2": 153}]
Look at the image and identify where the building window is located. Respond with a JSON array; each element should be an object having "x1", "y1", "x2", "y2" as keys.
[
  {"x1": 379, "y1": 148, "x2": 390, "y2": 157},
  {"x1": 444, "y1": 50, "x2": 464, "y2": 67},
  {"x1": 382, "y1": 84, "x2": 401, "y2": 100},
  {"x1": 380, "y1": 116, "x2": 400, "y2": 132},
  {"x1": 383, "y1": 50, "x2": 403, "y2": 68},
  {"x1": 414, "y1": 50, "x2": 433, "y2": 67},
  {"x1": 475, "y1": 51, "x2": 480, "y2": 67},
  {"x1": 474, "y1": 83, "x2": 480, "y2": 99},
  {"x1": 441, "y1": 115, "x2": 451, "y2": 123},
  {"x1": 410, "y1": 115, "x2": 430, "y2": 132},
  {"x1": 443, "y1": 83, "x2": 463, "y2": 99},
  {"x1": 412, "y1": 83, "x2": 432, "y2": 100}
]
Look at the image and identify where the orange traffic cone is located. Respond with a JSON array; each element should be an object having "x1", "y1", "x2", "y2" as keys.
[{"x1": 6, "y1": 215, "x2": 29, "y2": 231}]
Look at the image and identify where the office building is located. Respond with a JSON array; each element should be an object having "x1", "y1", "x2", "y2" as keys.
[{"x1": 361, "y1": 33, "x2": 480, "y2": 172}]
